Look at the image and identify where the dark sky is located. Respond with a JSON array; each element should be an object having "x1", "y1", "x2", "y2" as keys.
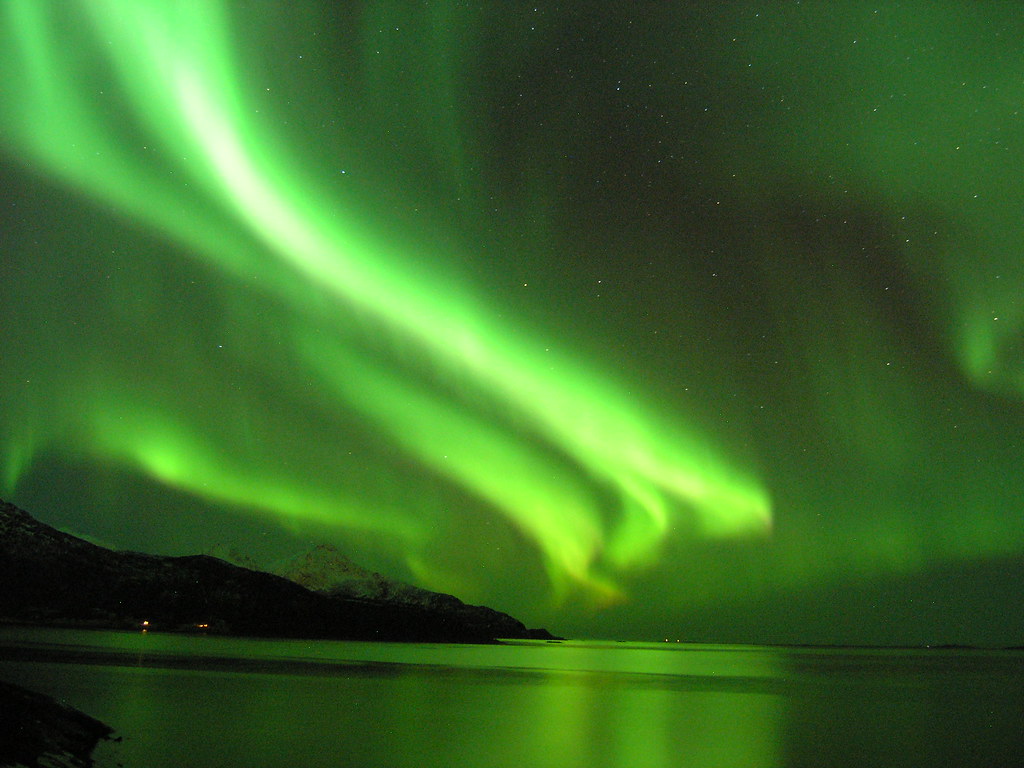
[{"x1": 3, "y1": 1, "x2": 1024, "y2": 645}]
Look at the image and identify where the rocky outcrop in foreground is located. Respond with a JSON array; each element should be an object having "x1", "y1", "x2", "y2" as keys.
[
  {"x1": 0, "y1": 680, "x2": 114, "y2": 768},
  {"x1": 0, "y1": 499, "x2": 556, "y2": 643}
]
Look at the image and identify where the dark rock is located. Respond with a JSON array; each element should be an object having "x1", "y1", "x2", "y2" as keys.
[{"x1": 0, "y1": 679, "x2": 113, "y2": 768}]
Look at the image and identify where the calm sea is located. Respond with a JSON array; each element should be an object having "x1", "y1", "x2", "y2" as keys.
[{"x1": 0, "y1": 626, "x2": 1021, "y2": 767}]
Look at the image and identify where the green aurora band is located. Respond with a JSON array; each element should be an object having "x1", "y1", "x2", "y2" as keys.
[
  {"x1": 0, "y1": 0, "x2": 769, "y2": 601},
  {"x1": 3, "y1": 1, "x2": 1024, "y2": 641}
]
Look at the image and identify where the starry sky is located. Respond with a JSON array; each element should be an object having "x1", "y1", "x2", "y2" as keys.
[{"x1": 3, "y1": 1, "x2": 1024, "y2": 645}]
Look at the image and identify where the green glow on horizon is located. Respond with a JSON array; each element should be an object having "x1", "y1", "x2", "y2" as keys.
[{"x1": 0, "y1": 0, "x2": 770, "y2": 600}]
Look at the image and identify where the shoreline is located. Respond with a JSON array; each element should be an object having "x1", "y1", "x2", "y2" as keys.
[{"x1": 0, "y1": 679, "x2": 115, "y2": 768}]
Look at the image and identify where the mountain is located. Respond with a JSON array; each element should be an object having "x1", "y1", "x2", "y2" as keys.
[
  {"x1": 0, "y1": 499, "x2": 555, "y2": 642},
  {"x1": 271, "y1": 544, "x2": 557, "y2": 640},
  {"x1": 203, "y1": 542, "x2": 262, "y2": 572},
  {"x1": 273, "y1": 544, "x2": 409, "y2": 600}
]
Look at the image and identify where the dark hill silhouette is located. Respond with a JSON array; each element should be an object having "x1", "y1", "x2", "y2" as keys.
[{"x1": 0, "y1": 499, "x2": 555, "y2": 643}]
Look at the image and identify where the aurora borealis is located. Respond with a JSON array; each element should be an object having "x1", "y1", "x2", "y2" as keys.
[{"x1": 3, "y1": 1, "x2": 1023, "y2": 644}]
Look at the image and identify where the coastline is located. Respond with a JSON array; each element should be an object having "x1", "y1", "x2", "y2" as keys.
[{"x1": 0, "y1": 679, "x2": 115, "y2": 768}]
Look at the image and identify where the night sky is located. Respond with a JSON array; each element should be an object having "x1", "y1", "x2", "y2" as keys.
[{"x1": 3, "y1": 1, "x2": 1024, "y2": 645}]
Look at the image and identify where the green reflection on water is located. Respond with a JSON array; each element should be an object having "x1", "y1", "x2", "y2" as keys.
[
  {"x1": 1, "y1": 630, "x2": 783, "y2": 768},
  {"x1": 5, "y1": 629, "x2": 1021, "y2": 768}
]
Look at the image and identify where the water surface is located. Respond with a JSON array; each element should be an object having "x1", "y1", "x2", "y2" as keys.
[{"x1": 0, "y1": 627, "x2": 1020, "y2": 767}]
